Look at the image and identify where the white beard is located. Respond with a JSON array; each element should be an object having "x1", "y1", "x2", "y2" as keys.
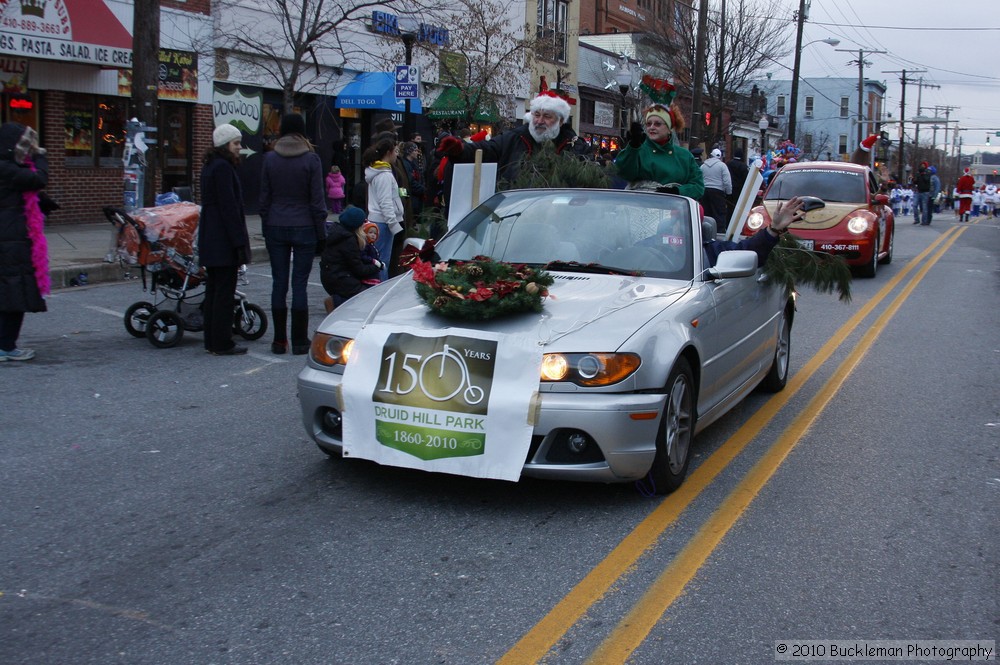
[{"x1": 528, "y1": 122, "x2": 561, "y2": 143}]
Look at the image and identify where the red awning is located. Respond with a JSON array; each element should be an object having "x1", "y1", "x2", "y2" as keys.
[{"x1": 65, "y1": 0, "x2": 133, "y2": 50}]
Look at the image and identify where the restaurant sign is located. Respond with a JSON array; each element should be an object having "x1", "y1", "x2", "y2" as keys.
[{"x1": 0, "y1": 0, "x2": 133, "y2": 67}]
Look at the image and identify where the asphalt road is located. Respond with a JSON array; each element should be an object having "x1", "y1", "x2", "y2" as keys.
[{"x1": 1, "y1": 218, "x2": 997, "y2": 664}]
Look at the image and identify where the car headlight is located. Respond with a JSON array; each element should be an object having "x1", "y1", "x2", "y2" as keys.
[
  {"x1": 311, "y1": 333, "x2": 354, "y2": 367},
  {"x1": 746, "y1": 211, "x2": 765, "y2": 231},
  {"x1": 846, "y1": 216, "x2": 870, "y2": 234},
  {"x1": 540, "y1": 353, "x2": 641, "y2": 386}
]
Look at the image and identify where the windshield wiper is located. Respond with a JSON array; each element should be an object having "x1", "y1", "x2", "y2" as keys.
[{"x1": 545, "y1": 260, "x2": 641, "y2": 276}]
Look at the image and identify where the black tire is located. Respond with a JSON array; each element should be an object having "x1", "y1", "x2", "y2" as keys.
[
  {"x1": 878, "y1": 225, "x2": 894, "y2": 264},
  {"x1": 856, "y1": 230, "x2": 879, "y2": 278},
  {"x1": 762, "y1": 306, "x2": 791, "y2": 392},
  {"x1": 233, "y1": 302, "x2": 268, "y2": 340},
  {"x1": 124, "y1": 301, "x2": 155, "y2": 338},
  {"x1": 648, "y1": 357, "x2": 695, "y2": 494},
  {"x1": 145, "y1": 310, "x2": 185, "y2": 348}
]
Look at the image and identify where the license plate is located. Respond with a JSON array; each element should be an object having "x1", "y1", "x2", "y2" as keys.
[{"x1": 796, "y1": 239, "x2": 814, "y2": 250}]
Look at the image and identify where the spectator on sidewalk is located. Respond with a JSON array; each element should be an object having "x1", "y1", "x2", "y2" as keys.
[
  {"x1": 0, "y1": 122, "x2": 49, "y2": 362},
  {"x1": 198, "y1": 123, "x2": 250, "y2": 356},
  {"x1": 701, "y1": 148, "x2": 732, "y2": 233},
  {"x1": 259, "y1": 113, "x2": 327, "y2": 355}
]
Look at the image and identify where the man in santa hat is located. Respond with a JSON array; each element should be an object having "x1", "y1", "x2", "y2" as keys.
[
  {"x1": 956, "y1": 167, "x2": 975, "y2": 222},
  {"x1": 435, "y1": 87, "x2": 589, "y2": 184}
]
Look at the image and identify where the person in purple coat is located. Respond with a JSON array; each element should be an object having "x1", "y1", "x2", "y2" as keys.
[{"x1": 259, "y1": 113, "x2": 327, "y2": 355}]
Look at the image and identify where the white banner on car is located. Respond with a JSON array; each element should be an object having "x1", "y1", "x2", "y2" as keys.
[
  {"x1": 725, "y1": 162, "x2": 764, "y2": 241},
  {"x1": 340, "y1": 324, "x2": 542, "y2": 482}
]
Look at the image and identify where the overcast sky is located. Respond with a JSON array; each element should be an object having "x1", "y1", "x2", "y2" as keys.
[{"x1": 769, "y1": 0, "x2": 998, "y2": 155}]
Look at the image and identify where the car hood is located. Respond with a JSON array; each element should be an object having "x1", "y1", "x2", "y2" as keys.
[
  {"x1": 319, "y1": 272, "x2": 692, "y2": 351},
  {"x1": 762, "y1": 201, "x2": 869, "y2": 231}
]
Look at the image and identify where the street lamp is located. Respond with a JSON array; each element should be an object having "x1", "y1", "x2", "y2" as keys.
[
  {"x1": 787, "y1": 36, "x2": 840, "y2": 144},
  {"x1": 398, "y1": 16, "x2": 419, "y2": 141},
  {"x1": 759, "y1": 115, "x2": 769, "y2": 154},
  {"x1": 615, "y1": 66, "x2": 633, "y2": 136}
]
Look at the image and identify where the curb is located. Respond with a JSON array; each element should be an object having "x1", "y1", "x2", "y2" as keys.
[{"x1": 49, "y1": 245, "x2": 271, "y2": 290}]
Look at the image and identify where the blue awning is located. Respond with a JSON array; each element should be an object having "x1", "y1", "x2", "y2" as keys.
[{"x1": 334, "y1": 72, "x2": 422, "y2": 113}]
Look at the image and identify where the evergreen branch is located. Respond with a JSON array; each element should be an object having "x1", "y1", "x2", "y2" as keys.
[{"x1": 764, "y1": 234, "x2": 853, "y2": 303}]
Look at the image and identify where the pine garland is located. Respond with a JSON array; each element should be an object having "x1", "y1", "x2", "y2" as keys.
[
  {"x1": 764, "y1": 234, "x2": 853, "y2": 302},
  {"x1": 502, "y1": 143, "x2": 611, "y2": 190},
  {"x1": 412, "y1": 256, "x2": 555, "y2": 320}
]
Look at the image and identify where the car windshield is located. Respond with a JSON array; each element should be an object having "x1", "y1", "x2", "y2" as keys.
[
  {"x1": 765, "y1": 169, "x2": 867, "y2": 204},
  {"x1": 433, "y1": 190, "x2": 695, "y2": 280}
]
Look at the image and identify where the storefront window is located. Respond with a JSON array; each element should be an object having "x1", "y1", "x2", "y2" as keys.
[
  {"x1": 97, "y1": 98, "x2": 127, "y2": 166},
  {"x1": 4, "y1": 92, "x2": 39, "y2": 130},
  {"x1": 160, "y1": 103, "x2": 191, "y2": 191},
  {"x1": 65, "y1": 94, "x2": 96, "y2": 167},
  {"x1": 64, "y1": 94, "x2": 127, "y2": 168}
]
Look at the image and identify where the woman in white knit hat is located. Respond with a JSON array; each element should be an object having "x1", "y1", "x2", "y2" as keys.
[{"x1": 197, "y1": 123, "x2": 250, "y2": 356}]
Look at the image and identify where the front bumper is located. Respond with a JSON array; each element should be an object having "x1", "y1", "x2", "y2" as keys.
[{"x1": 297, "y1": 365, "x2": 665, "y2": 484}]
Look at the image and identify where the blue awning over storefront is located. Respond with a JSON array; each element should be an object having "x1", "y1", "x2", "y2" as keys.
[{"x1": 334, "y1": 72, "x2": 422, "y2": 113}]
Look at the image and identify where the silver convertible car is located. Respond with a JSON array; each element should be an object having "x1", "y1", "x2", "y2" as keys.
[{"x1": 298, "y1": 189, "x2": 793, "y2": 494}]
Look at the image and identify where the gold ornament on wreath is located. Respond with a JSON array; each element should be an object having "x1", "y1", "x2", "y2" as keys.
[{"x1": 412, "y1": 256, "x2": 555, "y2": 320}]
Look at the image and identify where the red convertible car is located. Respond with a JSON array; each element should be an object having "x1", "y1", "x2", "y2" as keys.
[{"x1": 745, "y1": 162, "x2": 894, "y2": 277}]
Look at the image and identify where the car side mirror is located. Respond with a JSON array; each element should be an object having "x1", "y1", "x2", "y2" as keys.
[
  {"x1": 708, "y1": 250, "x2": 758, "y2": 279},
  {"x1": 874, "y1": 193, "x2": 890, "y2": 205}
]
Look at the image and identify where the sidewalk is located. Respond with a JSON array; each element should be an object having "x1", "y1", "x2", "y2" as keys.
[{"x1": 46, "y1": 214, "x2": 268, "y2": 289}]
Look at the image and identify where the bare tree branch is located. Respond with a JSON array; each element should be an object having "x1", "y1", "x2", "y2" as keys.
[{"x1": 643, "y1": 0, "x2": 793, "y2": 144}]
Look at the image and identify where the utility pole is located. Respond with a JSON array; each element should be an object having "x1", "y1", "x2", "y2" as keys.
[
  {"x1": 837, "y1": 48, "x2": 885, "y2": 145},
  {"x1": 689, "y1": 0, "x2": 710, "y2": 149},
  {"x1": 787, "y1": 0, "x2": 807, "y2": 144},
  {"x1": 884, "y1": 68, "x2": 924, "y2": 183},
  {"x1": 132, "y1": 0, "x2": 159, "y2": 206},
  {"x1": 712, "y1": 0, "x2": 726, "y2": 146},
  {"x1": 913, "y1": 77, "x2": 940, "y2": 161},
  {"x1": 935, "y1": 105, "x2": 960, "y2": 183}
]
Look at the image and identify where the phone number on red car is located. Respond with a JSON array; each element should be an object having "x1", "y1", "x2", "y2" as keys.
[{"x1": 818, "y1": 244, "x2": 861, "y2": 252}]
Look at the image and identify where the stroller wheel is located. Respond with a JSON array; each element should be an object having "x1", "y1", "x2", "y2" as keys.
[
  {"x1": 234, "y1": 303, "x2": 268, "y2": 340},
  {"x1": 146, "y1": 310, "x2": 185, "y2": 348},
  {"x1": 124, "y1": 301, "x2": 155, "y2": 338}
]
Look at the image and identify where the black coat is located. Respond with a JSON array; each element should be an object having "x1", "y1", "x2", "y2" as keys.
[
  {"x1": 319, "y1": 223, "x2": 381, "y2": 299},
  {"x1": 456, "y1": 124, "x2": 589, "y2": 184},
  {"x1": 198, "y1": 155, "x2": 250, "y2": 268},
  {"x1": 0, "y1": 148, "x2": 48, "y2": 314}
]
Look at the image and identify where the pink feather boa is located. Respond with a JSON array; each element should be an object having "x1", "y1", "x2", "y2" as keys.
[{"x1": 23, "y1": 156, "x2": 49, "y2": 297}]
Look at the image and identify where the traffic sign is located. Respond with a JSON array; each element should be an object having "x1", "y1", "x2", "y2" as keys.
[{"x1": 394, "y1": 65, "x2": 419, "y2": 99}]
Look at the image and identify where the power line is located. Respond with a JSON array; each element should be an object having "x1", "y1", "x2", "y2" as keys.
[{"x1": 811, "y1": 21, "x2": 1000, "y2": 32}]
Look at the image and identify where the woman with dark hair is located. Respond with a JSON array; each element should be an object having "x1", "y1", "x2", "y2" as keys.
[
  {"x1": 0, "y1": 122, "x2": 49, "y2": 361},
  {"x1": 259, "y1": 113, "x2": 327, "y2": 355},
  {"x1": 198, "y1": 123, "x2": 250, "y2": 356},
  {"x1": 363, "y1": 137, "x2": 403, "y2": 281}
]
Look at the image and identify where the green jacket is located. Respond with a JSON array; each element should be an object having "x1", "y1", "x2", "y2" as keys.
[{"x1": 615, "y1": 139, "x2": 705, "y2": 200}]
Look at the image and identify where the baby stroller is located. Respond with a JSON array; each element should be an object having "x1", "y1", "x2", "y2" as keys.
[{"x1": 105, "y1": 203, "x2": 268, "y2": 348}]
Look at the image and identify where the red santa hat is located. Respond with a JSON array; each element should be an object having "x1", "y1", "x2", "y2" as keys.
[
  {"x1": 528, "y1": 76, "x2": 574, "y2": 122},
  {"x1": 964, "y1": 167, "x2": 971, "y2": 174},
  {"x1": 859, "y1": 134, "x2": 878, "y2": 152}
]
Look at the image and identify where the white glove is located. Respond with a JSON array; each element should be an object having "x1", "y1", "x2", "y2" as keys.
[{"x1": 373, "y1": 259, "x2": 384, "y2": 270}]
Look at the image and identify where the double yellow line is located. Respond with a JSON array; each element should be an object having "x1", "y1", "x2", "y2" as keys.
[{"x1": 500, "y1": 224, "x2": 968, "y2": 665}]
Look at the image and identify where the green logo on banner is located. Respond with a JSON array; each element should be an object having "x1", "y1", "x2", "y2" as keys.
[
  {"x1": 372, "y1": 333, "x2": 496, "y2": 461},
  {"x1": 376, "y1": 420, "x2": 485, "y2": 460}
]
